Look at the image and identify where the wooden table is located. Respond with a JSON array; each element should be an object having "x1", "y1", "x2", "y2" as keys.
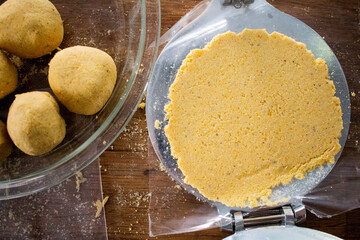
[{"x1": 101, "y1": 0, "x2": 360, "y2": 239}]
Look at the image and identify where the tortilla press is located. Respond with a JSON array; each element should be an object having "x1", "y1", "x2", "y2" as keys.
[{"x1": 146, "y1": 0, "x2": 350, "y2": 238}]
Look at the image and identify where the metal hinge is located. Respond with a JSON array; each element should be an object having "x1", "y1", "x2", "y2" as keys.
[
  {"x1": 223, "y1": 0, "x2": 254, "y2": 8},
  {"x1": 221, "y1": 205, "x2": 306, "y2": 232}
]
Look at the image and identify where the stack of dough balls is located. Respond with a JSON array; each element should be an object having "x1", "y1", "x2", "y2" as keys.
[
  {"x1": 0, "y1": 0, "x2": 64, "y2": 157},
  {"x1": 0, "y1": 0, "x2": 117, "y2": 157}
]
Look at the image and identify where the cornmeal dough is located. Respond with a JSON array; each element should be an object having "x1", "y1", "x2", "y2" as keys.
[
  {"x1": 0, "y1": 51, "x2": 17, "y2": 99},
  {"x1": 165, "y1": 29, "x2": 343, "y2": 207},
  {"x1": 7, "y1": 91, "x2": 66, "y2": 156},
  {"x1": 48, "y1": 46, "x2": 117, "y2": 115},
  {"x1": 0, "y1": 0, "x2": 63, "y2": 58},
  {"x1": 0, "y1": 120, "x2": 12, "y2": 161}
]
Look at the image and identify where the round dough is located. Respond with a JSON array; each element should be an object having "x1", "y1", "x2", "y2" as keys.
[
  {"x1": 0, "y1": 0, "x2": 64, "y2": 59},
  {"x1": 165, "y1": 29, "x2": 343, "y2": 207},
  {"x1": 0, "y1": 51, "x2": 17, "y2": 99},
  {"x1": 48, "y1": 46, "x2": 117, "y2": 115},
  {"x1": 7, "y1": 91, "x2": 66, "y2": 156},
  {"x1": 0, "y1": 120, "x2": 12, "y2": 161}
]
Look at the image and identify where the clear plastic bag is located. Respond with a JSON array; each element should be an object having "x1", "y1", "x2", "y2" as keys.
[{"x1": 147, "y1": 0, "x2": 360, "y2": 236}]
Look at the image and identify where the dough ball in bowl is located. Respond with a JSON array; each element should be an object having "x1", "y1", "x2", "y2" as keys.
[
  {"x1": 0, "y1": 120, "x2": 12, "y2": 161},
  {"x1": 0, "y1": 0, "x2": 63, "y2": 59},
  {"x1": 48, "y1": 46, "x2": 117, "y2": 115},
  {"x1": 0, "y1": 51, "x2": 17, "y2": 99},
  {"x1": 7, "y1": 91, "x2": 66, "y2": 156}
]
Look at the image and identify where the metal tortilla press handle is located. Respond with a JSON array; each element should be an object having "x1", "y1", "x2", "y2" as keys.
[{"x1": 221, "y1": 205, "x2": 307, "y2": 232}]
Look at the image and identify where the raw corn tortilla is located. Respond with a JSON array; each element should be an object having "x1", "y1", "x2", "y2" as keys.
[{"x1": 164, "y1": 29, "x2": 343, "y2": 207}]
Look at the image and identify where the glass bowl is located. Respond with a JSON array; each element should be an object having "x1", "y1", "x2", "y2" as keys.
[{"x1": 0, "y1": 0, "x2": 160, "y2": 200}]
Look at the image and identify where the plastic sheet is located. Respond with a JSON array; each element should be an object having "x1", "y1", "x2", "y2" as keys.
[
  {"x1": 147, "y1": 0, "x2": 360, "y2": 237},
  {"x1": 0, "y1": 158, "x2": 108, "y2": 239},
  {"x1": 148, "y1": 144, "x2": 231, "y2": 236}
]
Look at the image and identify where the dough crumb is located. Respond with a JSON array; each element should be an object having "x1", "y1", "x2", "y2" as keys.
[
  {"x1": 159, "y1": 161, "x2": 166, "y2": 172},
  {"x1": 94, "y1": 196, "x2": 109, "y2": 218},
  {"x1": 138, "y1": 102, "x2": 146, "y2": 109},
  {"x1": 351, "y1": 92, "x2": 356, "y2": 97},
  {"x1": 75, "y1": 172, "x2": 87, "y2": 192},
  {"x1": 9, "y1": 55, "x2": 23, "y2": 68},
  {"x1": 8, "y1": 209, "x2": 14, "y2": 220},
  {"x1": 154, "y1": 120, "x2": 161, "y2": 129}
]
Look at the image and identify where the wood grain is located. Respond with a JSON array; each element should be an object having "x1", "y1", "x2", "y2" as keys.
[{"x1": 101, "y1": 0, "x2": 360, "y2": 239}]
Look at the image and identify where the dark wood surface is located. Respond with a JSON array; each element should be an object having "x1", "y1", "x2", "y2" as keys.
[{"x1": 101, "y1": 0, "x2": 360, "y2": 239}]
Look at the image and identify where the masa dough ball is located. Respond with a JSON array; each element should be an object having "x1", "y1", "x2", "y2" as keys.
[
  {"x1": 48, "y1": 46, "x2": 117, "y2": 115},
  {"x1": 7, "y1": 91, "x2": 66, "y2": 156},
  {"x1": 0, "y1": 0, "x2": 64, "y2": 59},
  {"x1": 0, "y1": 51, "x2": 17, "y2": 99},
  {"x1": 0, "y1": 120, "x2": 12, "y2": 161}
]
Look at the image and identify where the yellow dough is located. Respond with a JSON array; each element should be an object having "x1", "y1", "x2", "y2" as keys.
[
  {"x1": 0, "y1": 51, "x2": 17, "y2": 99},
  {"x1": 0, "y1": 0, "x2": 63, "y2": 58},
  {"x1": 0, "y1": 120, "x2": 12, "y2": 161},
  {"x1": 7, "y1": 91, "x2": 66, "y2": 156},
  {"x1": 48, "y1": 46, "x2": 117, "y2": 115},
  {"x1": 165, "y1": 29, "x2": 343, "y2": 207}
]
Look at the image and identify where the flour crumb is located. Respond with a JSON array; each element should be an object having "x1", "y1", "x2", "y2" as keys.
[{"x1": 94, "y1": 196, "x2": 109, "y2": 218}]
